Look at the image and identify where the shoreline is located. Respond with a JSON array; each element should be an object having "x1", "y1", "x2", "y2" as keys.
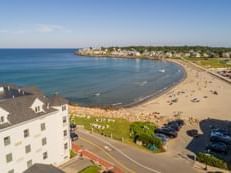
[
  {"x1": 70, "y1": 53, "x2": 231, "y2": 122},
  {"x1": 71, "y1": 53, "x2": 187, "y2": 109},
  {"x1": 124, "y1": 59, "x2": 187, "y2": 108}
]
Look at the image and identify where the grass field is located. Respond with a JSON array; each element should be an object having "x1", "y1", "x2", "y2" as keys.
[
  {"x1": 71, "y1": 116, "x2": 132, "y2": 142},
  {"x1": 185, "y1": 57, "x2": 231, "y2": 68},
  {"x1": 71, "y1": 115, "x2": 163, "y2": 152},
  {"x1": 78, "y1": 165, "x2": 101, "y2": 173}
]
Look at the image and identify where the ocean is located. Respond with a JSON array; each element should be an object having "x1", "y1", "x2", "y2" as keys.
[{"x1": 0, "y1": 49, "x2": 185, "y2": 107}]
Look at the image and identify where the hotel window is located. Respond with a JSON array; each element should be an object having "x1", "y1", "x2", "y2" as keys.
[
  {"x1": 25, "y1": 144, "x2": 31, "y2": 154},
  {"x1": 41, "y1": 123, "x2": 46, "y2": 131},
  {"x1": 0, "y1": 116, "x2": 4, "y2": 123},
  {"x1": 35, "y1": 106, "x2": 40, "y2": 113},
  {"x1": 27, "y1": 160, "x2": 32, "y2": 168},
  {"x1": 8, "y1": 169, "x2": 14, "y2": 173},
  {"x1": 62, "y1": 116, "x2": 67, "y2": 123},
  {"x1": 42, "y1": 137, "x2": 47, "y2": 146},
  {"x1": 4, "y1": 136, "x2": 11, "y2": 146},
  {"x1": 64, "y1": 143, "x2": 68, "y2": 150},
  {"x1": 62, "y1": 105, "x2": 66, "y2": 111},
  {"x1": 24, "y1": 129, "x2": 29, "y2": 138},
  {"x1": 63, "y1": 130, "x2": 67, "y2": 137},
  {"x1": 43, "y1": 152, "x2": 48, "y2": 160},
  {"x1": 6, "y1": 153, "x2": 13, "y2": 163}
]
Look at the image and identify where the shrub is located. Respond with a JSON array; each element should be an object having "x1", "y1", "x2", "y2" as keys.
[
  {"x1": 196, "y1": 152, "x2": 229, "y2": 170},
  {"x1": 70, "y1": 149, "x2": 77, "y2": 158},
  {"x1": 135, "y1": 133, "x2": 162, "y2": 148},
  {"x1": 130, "y1": 121, "x2": 156, "y2": 139}
]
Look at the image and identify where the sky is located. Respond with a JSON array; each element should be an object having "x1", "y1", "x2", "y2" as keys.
[{"x1": 0, "y1": 0, "x2": 231, "y2": 48}]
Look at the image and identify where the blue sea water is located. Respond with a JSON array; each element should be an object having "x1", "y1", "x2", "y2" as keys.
[{"x1": 0, "y1": 49, "x2": 185, "y2": 107}]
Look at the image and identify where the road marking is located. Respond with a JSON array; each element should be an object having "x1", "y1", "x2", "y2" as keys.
[
  {"x1": 79, "y1": 129, "x2": 162, "y2": 173},
  {"x1": 80, "y1": 136, "x2": 135, "y2": 173}
]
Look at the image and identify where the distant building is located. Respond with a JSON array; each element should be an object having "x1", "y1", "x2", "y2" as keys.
[
  {"x1": 0, "y1": 84, "x2": 70, "y2": 173},
  {"x1": 222, "y1": 52, "x2": 231, "y2": 58}
]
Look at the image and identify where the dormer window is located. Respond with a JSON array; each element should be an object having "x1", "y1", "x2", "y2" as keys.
[
  {"x1": 0, "y1": 107, "x2": 9, "y2": 124},
  {"x1": 30, "y1": 98, "x2": 44, "y2": 113},
  {"x1": 0, "y1": 116, "x2": 5, "y2": 123},
  {"x1": 35, "y1": 106, "x2": 40, "y2": 113}
]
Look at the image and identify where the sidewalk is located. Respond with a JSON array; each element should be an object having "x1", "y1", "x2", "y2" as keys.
[{"x1": 72, "y1": 143, "x2": 123, "y2": 173}]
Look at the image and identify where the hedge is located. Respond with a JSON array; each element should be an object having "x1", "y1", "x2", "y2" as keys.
[
  {"x1": 135, "y1": 133, "x2": 162, "y2": 148},
  {"x1": 196, "y1": 152, "x2": 229, "y2": 170}
]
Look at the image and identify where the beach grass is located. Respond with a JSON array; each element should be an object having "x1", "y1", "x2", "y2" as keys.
[{"x1": 185, "y1": 57, "x2": 231, "y2": 68}]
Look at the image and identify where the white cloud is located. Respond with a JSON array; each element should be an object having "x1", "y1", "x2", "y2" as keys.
[{"x1": 35, "y1": 24, "x2": 66, "y2": 33}]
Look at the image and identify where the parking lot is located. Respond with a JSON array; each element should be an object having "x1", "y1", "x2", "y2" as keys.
[{"x1": 186, "y1": 118, "x2": 231, "y2": 162}]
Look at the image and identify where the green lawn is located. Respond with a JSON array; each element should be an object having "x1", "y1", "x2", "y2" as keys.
[
  {"x1": 185, "y1": 57, "x2": 231, "y2": 68},
  {"x1": 78, "y1": 165, "x2": 101, "y2": 173},
  {"x1": 71, "y1": 116, "x2": 163, "y2": 152},
  {"x1": 71, "y1": 116, "x2": 131, "y2": 142}
]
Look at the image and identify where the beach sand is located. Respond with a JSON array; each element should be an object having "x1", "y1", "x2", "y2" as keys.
[
  {"x1": 69, "y1": 59, "x2": 231, "y2": 123},
  {"x1": 126, "y1": 59, "x2": 231, "y2": 121}
]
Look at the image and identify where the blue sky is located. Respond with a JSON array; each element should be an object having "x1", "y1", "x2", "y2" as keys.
[{"x1": 0, "y1": 0, "x2": 231, "y2": 48}]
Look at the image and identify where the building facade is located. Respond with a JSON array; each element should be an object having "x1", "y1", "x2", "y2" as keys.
[{"x1": 0, "y1": 84, "x2": 70, "y2": 173}]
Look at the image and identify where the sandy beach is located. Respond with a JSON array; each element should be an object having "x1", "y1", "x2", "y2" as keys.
[{"x1": 69, "y1": 59, "x2": 231, "y2": 123}]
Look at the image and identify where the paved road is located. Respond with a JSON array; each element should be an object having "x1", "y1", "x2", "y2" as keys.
[{"x1": 76, "y1": 128, "x2": 198, "y2": 173}]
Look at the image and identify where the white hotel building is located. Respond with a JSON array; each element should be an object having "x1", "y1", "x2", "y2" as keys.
[{"x1": 0, "y1": 84, "x2": 71, "y2": 173}]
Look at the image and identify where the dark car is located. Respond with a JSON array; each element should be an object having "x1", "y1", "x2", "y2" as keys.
[
  {"x1": 155, "y1": 133, "x2": 169, "y2": 144},
  {"x1": 173, "y1": 119, "x2": 184, "y2": 127},
  {"x1": 155, "y1": 127, "x2": 178, "y2": 138},
  {"x1": 165, "y1": 119, "x2": 184, "y2": 131},
  {"x1": 210, "y1": 128, "x2": 231, "y2": 145},
  {"x1": 210, "y1": 135, "x2": 231, "y2": 145},
  {"x1": 187, "y1": 129, "x2": 199, "y2": 137},
  {"x1": 165, "y1": 122, "x2": 181, "y2": 131},
  {"x1": 211, "y1": 128, "x2": 231, "y2": 137},
  {"x1": 70, "y1": 123, "x2": 77, "y2": 131},
  {"x1": 70, "y1": 132, "x2": 78, "y2": 141},
  {"x1": 206, "y1": 142, "x2": 228, "y2": 154}
]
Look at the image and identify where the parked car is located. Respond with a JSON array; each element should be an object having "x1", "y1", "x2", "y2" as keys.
[
  {"x1": 70, "y1": 123, "x2": 77, "y2": 131},
  {"x1": 174, "y1": 119, "x2": 184, "y2": 127},
  {"x1": 187, "y1": 129, "x2": 199, "y2": 138},
  {"x1": 70, "y1": 132, "x2": 78, "y2": 141},
  {"x1": 210, "y1": 135, "x2": 231, "y2": 145},
  {"x1": 155, "y1": 127, "x2": 178, "y2": 138},
  {"x1": 155, "y1": 133, "x2": 169, "y2": 144},
  {"x1": 165, "y1": 119, "x2": 184, "y2": 130},
  {"x1": 210, "y1": 128, "x2": 231, "y2": 145},
  {"x1": 211, "y1": 128, "x2": 231, "y2": 137},
  {"x1": 165, "y1": 122, "x2": 181, "y2": 131},
  {"x1": 206, "y1": 142, "x2": 228, "y2": 154}
]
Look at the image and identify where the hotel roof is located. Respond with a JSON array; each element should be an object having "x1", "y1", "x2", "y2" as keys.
[
  {"x1": 0, "y1": 84, "x2": 68, "y2": 130},
  {"x1": 23, "y1": 164, "x2": 65, "y2": 173}
]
